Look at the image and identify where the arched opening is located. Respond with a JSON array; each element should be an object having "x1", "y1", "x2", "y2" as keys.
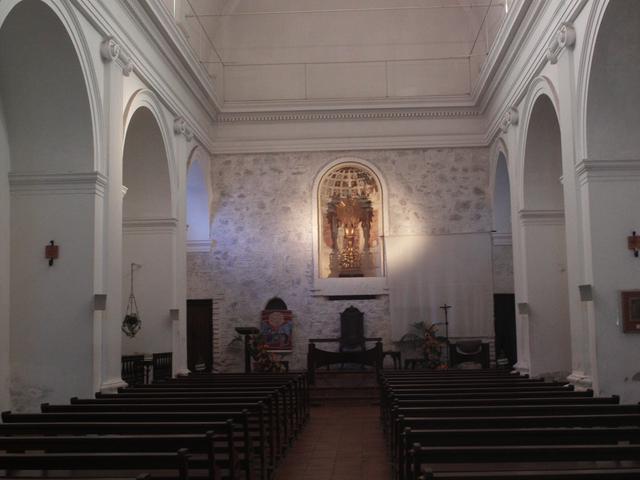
[
  {"x1": 520, "y1": 94, "x2": 571, "y2": 377},
  {"x1": 122, "y1": 107, "x2": 175, "y2": 362},
  {"x1": 492, "y1": 152, "x2": 516, "y2": 367},
  {"x1": 584, "y1": 0, "x2": 640, "y2": 399},
  {"x1": 0, "y1": 0, "x2": 95, "y2": 410},
  {"x1": 317, "y1": 161, "x2": 385, "y2": 279},
  {"x1": 187, "y1": 148, "x2": 212, "y2": 251}
]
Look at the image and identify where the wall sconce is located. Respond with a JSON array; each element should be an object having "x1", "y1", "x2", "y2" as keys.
[
  {"x1": 45, "y1": 240, "x2": 59, "y2": 266},
  {"x1": 628, "y1": 231, "x2": 640, "y2": 257},
  {"x1": 170, "y1": 309, "x2": 180, "y2": 322},
  {"x1": 517, "y1": 302, "x2": 529, "y2": 315}
]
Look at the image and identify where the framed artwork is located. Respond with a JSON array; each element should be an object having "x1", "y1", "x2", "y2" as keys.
[
  {"x1": 621, "y1": 290, "x2": 640, "y2": 333},
  {"x1": 260, "y1": 310, "x2": 293, "y2": 350}
]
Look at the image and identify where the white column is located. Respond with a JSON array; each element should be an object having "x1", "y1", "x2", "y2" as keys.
[
  {"x1": 172, "y1": 118, "x2": 193, "y2": 376},
  {"x1": 518, "y1": 209, "x2": 572, "y2": 378},
  {"x1": 550, "y1": 23, "x2": 594, "y2": 390},
  {"x1": 577, "y1": 160, "x2": 640, "y2": 401},
  {"x1": 99, "y1": 37, "x2": 132, "y2": 392}
]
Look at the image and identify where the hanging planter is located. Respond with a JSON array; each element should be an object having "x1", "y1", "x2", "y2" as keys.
[{"x1": 122, "y1": 263, "x2": 142, "y2": 338}]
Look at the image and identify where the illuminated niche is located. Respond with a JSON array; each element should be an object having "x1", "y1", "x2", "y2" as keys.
[{"x1": 316, "y1": 161, "x2": 386, "y2": 280}]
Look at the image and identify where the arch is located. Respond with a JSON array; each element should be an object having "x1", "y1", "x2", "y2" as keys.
[
  {"x1": 584, "y1": 0, "x2": 640, "y2": 160},
  {"x1": 186, "y1": 145, "x2": 213, "y2": 250},
  {"x1": 574, "y1": 0, "x2": 610, "y2": 159},
  {"x1": 121, "y1": 104, "x2": 176, "y2": 357},
  {"x1": 488, "y1": 137, "x2": 511, "y2": 212},
  {"x1": 0, "y1": 0, "x2": 99, "y2": 411},
  {"x1": 123, "y1": 89, "x2": 177, "y2": 219},
  {"x1": 522, "y1": 95, "x2": 564, "y2": 211},
  {"x1": 515, "y1": 76, "x2": 561, "y2": 209},
  {"x1": 492, "y1": 151, "x2": 512, "y2": 235},
  {"x1": 518, "y1": 90, "x2": 571, "y2": 378},
  {"x1": 0, "y1": 0, "x2": 102, "y2": 172},
  {"x1": 312, "y1": 157, "x2": 389, "y2": 280}
]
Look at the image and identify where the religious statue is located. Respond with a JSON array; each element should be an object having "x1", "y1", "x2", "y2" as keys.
[{"x1": 319, "y1": 164, "x2": 382, "y2": 278}]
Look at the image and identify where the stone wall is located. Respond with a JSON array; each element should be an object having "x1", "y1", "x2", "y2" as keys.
[{"x1": 187, "y1": 148, "x2": 491, "y2": 370}]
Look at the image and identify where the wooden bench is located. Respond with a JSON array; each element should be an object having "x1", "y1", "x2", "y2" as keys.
[
  {"x1": 409, "y1": 443, "x2": 640, "y2": 480},
  {"x1": 398, "y1": 425, "x2": 640, "y2": 480},
  {"x1": 43, "y1": 401, "x2": 277, "y2": 475},
  {"x1": 0, "y1": 449, "x2": 191, "y2": 480},
  {"x1": 1, "y1": 411, "x2": 258, "y2": 480},
  {"x1": 419, "y1": 467, "x2": 640, "y2": 479}
]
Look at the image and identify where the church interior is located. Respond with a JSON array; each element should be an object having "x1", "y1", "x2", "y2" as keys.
[{"x1": 2, "y1": 0, "x2": 640, "y2": 478}]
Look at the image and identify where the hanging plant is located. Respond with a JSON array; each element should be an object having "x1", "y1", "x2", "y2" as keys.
[{"x1": 122, "y1": 263, "x2": 142, "y2": 338}]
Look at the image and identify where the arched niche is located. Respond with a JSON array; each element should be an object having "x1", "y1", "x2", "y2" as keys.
[
  {"x1": 186, "y1": 146, "x2": 212, "y2": 252},
  {"x1": 586, "y1": 0, "x2": 640, "y2": 160},
  {"x1": 312, "y1": 158, "x2": 389, "y2": 296},
  {"x1": 122, "y1": 105, "x2": 176, "y2": 358},
  {"x1": 519, "y1": 93, "x2": 571, "y2": 378},
  {"x1": 0, "y1": 0, "x2": 97, "y2": 410}
]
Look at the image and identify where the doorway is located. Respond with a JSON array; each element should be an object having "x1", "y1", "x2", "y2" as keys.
[
  {"x1": 186, "y1": 299, "x2": 213, "y2": 372},
  {"x1": 494, "y1": 294, "x2": 517, "y2": 367}
]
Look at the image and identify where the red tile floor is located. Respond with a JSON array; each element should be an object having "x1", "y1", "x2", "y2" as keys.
[{"x1": 274, "y1": 405, "x2": 390, "y2": 480}]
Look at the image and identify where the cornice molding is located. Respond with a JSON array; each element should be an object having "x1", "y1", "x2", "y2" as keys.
[
  {"x1": 576, "y1": 159, "x2": 640, "y2": 185},
  {"x1": 9, "y1": 172, "x2": 107, "y2": 197},
  {"x1": 123, "y1": 217, "x2": 178, "y2": 234},
  {"x1": 519, "y1": 209, "x2": 565, "y2": 226},
  {"x1": 484, "y1": 1, "x2": 587, "y2": 143},
  {"x1": 100, "y1": 36, "x2": 133, "y2": 76},
  {"x1": 546, "y1": 22, "x2": 577, "y2": 65},
  {"x1": 217, "y1": 108, "x2": 480, "y2": 124},
  {"x1": 492, "y1": 232, "x2": 513, "y2": 246},
  {"x1": 187, "y1": 239, "x2": 213, "y2": 253},
  {"x1": 211, "y1": 133, "x2": 488, "y2": 154},
  {"x1": 71, "y1": 0, "x2": 214, "y2": 153}
]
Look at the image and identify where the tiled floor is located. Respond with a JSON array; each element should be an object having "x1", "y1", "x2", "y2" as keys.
[{"x1": 274, "y1": 405, "x2": 390, "y2": 480}]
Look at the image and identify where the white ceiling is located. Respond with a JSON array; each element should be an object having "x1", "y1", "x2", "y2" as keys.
[{"x1": 177, "y1": 0, "x2": 509, "y2": 104}]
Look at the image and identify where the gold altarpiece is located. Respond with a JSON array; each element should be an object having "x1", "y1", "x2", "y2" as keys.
[{"x1": 318, "y1": 163, "x2": 384, "y2": 278}]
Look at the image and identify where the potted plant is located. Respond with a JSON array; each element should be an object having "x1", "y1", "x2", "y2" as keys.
[{"x1": 396, "y1": 321, "x2": 447, "y2": 369}]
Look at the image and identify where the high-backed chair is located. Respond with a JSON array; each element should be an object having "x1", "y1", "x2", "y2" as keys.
[{"x1": 339, "y1": 306, "x2": 366, "y2": 352}]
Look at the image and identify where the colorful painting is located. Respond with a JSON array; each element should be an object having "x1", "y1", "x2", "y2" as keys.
[{"x1": 260, "y1": 310, "x2": 293, "y2": 350}]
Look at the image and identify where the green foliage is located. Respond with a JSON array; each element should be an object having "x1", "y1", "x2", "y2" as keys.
[{"x1": 398, "y1": 321, "x2": 447, "y2": 369}]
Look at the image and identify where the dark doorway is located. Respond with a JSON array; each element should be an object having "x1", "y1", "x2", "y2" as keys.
[
  {"x1": 494, "y1": 294, "x2": 517, "y2": 367},
  {"x1": 187, "y1": 299, "x2": 213, "y2": 372}
]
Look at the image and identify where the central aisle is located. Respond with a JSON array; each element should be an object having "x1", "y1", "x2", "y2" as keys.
[{"x1": 275, "y1": 405, "x2": 390, "y2": 480}]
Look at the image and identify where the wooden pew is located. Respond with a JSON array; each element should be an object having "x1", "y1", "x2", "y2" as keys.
[
  {"x1": 398, "y1": 425, "x2": 640, "y2": 480},
  {"x1": 0, "y1": 449, "x2": 191, "y2": 480},
  {"x1": 409, "y1": 443, "x2": 640, "y2": 480},
  {"x1": 1, "y1": 411, "x2": 257, "y2": 480},
  {"x1": 419, "y1": 467, "x2": 640, "y2": 479},
  {"x1": 99, "y1": 388, "x2": 293, "y2": 456},
  {"x1": 42, "y1": 401, "x2": 277, "y2": 475},
  {"x1": 0, "y1": 433, "x2": 226, "y2": 480},
  {"x1": 118, "y1": 385, "x2": 299, "y2": 442}
]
